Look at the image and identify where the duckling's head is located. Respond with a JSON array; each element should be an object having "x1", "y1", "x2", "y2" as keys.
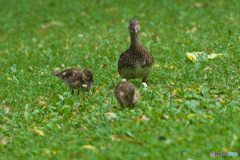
[
  {"x1": 127, "y1": 87, "x2": 138, "y2": 104},
  {"x1": 82, "y1": 69, "x2": 94, "y2": 85},
  {"x1": 128, "y1": 18, "x2": 140, "y2": 34}
]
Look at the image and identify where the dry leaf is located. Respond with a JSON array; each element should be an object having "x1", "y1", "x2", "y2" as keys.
[
  {"x1": 1, "y1": 137, "x2": 8, "y2": 145},
  {"x1": 4, "y1": 106, "x2": 10, "y2": 113},
  {"x1": 85, "y1": 55, "x2": 88, "y2": 60},
  {"x1": 69, "y1": 140, "x2": 74, "y2": 145},
  {"x1": 139, "y1": 115, "x2": 147, "y2": 121},
  {"x1": 82, "y1": 145, "x2": 97, "y2": 151},
  {"x1": 215, "y1": 95, "x2": 223, "y2": 102},
  {"x1": 195, "y1": 3, "x2": 208, "y2": 8},
  {"x1": 82, "y1": 126, "x2": 88, "y2": 130},
  {"x1": 163, "y1": 114, "x2": 169, "y2": 119},
  {"x1": 109, "y1": 135, "x2": 123, "y2": 141},
  {"x1": 100, "y1": 63, "x2": 107, "y2": 68},
  {"x1": 37, "y1": 98, "x2": 46, "y2": 106},
  {"x1": 104, "y1": 100, "x2": 109, "y2": 104},
  {"x1": 203, "y1": 67, "x2": 211, "y2": 71},
  {"x1": 84, "y1": 138, "x2": 92, "y2": 141}
]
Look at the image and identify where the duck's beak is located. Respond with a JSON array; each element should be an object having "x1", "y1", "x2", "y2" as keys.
[
  {"x1": 133, "y1": 26, "x2": 138, "y2": 33},
  {"x1": 131, "y1": 97, "x2": 135, "y2": 104},
  {"x1": 91, "y1": 80, "x2": 94, "y2": 85}
]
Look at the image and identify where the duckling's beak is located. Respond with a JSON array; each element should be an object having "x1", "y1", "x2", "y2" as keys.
[
  {"x1": 91, "y1": 80, "x2": 94, "y2": 85},
  {"x1": 133, "y1": 26, "x2": 138, "y2": 33},
  {"x1": 131, "y1": 97, "x2": 135, "y2": 104}
]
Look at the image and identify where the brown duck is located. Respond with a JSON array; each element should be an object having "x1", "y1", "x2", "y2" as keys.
[
  {"x1": 114, "y1": 81, "x2": 139, "y2": 107},
  {"x1": 51, "y1": 69, "x2": 94, "y2": 95},
  {"x1": 118, "y1": 18, "x2": 154, "y2": 82}
]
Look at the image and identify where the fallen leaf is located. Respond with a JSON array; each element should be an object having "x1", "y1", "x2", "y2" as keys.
[
  {"x1": 100, "y1": 63, "x2": 107, "y2": 68},
  {"x1": 69, "y1": 140, "x2": 74, "y2": 145},
  {"x1": 168, "y1": 81, "x2": 175, "y2": 85},
  {"x1": 41, "y1": 21, "x2": 63, "y2": 29},
  {"x1": 186, "y1": 27, "x2": 197, "y2": 33},
  {"x1": 94, "y1": 84, "x2": 107, "y2": 96},
  {"x1": 37, "y1": 98, "x2": 46, "y2": 106},
  {"x1": 208, "y1": 53, "x2": 223, "y2": 59},
  {"x1": 154, "y1": 63, "x2": 160, "y2": 67},
  {"x1": 104, "y1": 100, "x2": 109, "y2": 104},
  {"x1": 163, "y1": 114, "x2": 169, "y2": 119},
  {"x1": 85, "y1": 55, "x2": 88, "y2": 60},
  {"x1": 187, "y1": 114, "x2": 197, "y2": 118},
  {"x1": 82, "y1": 145, "x2": 97, "y2": 151},
  {"x1": 173, "y1": 99, "x2": 183, "y2": 102},
  {"x1": 109, "y1": 135, "x2": 124, "y2": 141},
  {"x1": 203, "y1": 67, "x2": 211, "y2": 71},
  {"x1": 195, "y1": 3, "x2": 208, "y2": 8},
  {"x1": 202, "y1": 45, "x2": 215, "y2": 52},
  {"x1": 186, "y1": 51, "x2": 204, "y2": 63},
  {"x1": 35, "y1": 129, "x2": 44, "y2": 136},
  {"x1": 215, "y1": 95, "x2": 224, "y2": 103},
  {"x1": 203, "y1": 115, "x2": 213, "y2": 118},
  {"x1": 4, "y1": 106, "x2": 10, "y2": 113},
  {"x1": 1, "y1": 137, "x2": 8, "y2": 145},
  {"x1": 84, "y1": 138, "x2": 92, "y2": 141}
]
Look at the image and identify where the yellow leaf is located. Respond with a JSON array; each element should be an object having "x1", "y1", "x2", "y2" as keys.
[
  {"x1": 185, "y1": 88, "x2": 197, "y2": 93},
  {"x1": 162, "y1": 102, "x2": 169, "y2": 106},
  {"x1": 94, "y1": 84, "x2": 107, "y2": 96},
  {"x1": 186, "y1": 51, "x2": 203, "y2": 63},
  {"x1": 172, "y1": 89, "x2": 178, "y2": 95},
  {"x1": 42, "y1": 151, "x2": 51, "y2": 156},
  {"x1": 37, "y1": 98, "x2": 46, "y2": 106},
  {"x1": 207, "y1": 53, "x2": 223, "y2": 59},
  {"x1": 154, "y1": 63, "x2": 160, "y2": 67},
  {"x1": 169, "y1": 81, "x2": 175, "y2": 85},
  {"x1": 187, "y1": 114, "x2": 197, "y2": 118},
  {"x1": 174, "y1": 99, "x2": 183, "y2": 102},
  {"x1": 35, "y1": 129, "x2": 44, "y2": 136},
  {"x1": 82, "y1": 145, "x2": 97, "y2": 150},
  {"x1": 203, "y1": 115, "x2": 213, "y2": 118}
]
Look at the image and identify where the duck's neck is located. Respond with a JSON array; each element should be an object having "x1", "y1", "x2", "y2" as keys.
[{"x1": 129, "y1": 32, "x2": 142, "y2": 50}]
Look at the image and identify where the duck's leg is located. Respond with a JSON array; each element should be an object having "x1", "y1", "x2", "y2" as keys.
[
  {"x1": 70, "y1": 86, "x2": 74, "y2": 95},
  {"x1": 143, "y1": 77, "x2": 147, "y2": 82}
]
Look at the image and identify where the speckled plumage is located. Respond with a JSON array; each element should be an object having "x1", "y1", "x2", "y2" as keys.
[
  {"x1": 118, "y1": 18, "x2": 154, "y2": 82},
  {"x1": 51, "y1": 69, "x2": 94, "y2": 95},
  {"x1": 114, "y1": 81, "x2": 139, "y2": 107}
]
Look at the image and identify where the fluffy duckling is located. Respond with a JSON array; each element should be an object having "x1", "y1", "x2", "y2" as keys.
[
  {"x1": 118, "y1": 18, "x2": 154, "y2": 82},
  {"x1": 51, "y1": 69, "x2": 94, "y2": 95},
  {"x1": 114, "y1": 81, "x2": 139, "y2": 107}
]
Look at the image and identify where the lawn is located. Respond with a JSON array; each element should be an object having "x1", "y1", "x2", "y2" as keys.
[{"x1": 0, "y1": 0, "x2": 240, "y2": 159}]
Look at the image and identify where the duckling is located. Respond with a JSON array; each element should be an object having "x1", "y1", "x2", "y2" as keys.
[
  {"x1": 118, "y1": 18, "x2": 154, "y2": 82},
  {"x1": 114, "y1": 81, "x2": 139, "y2": 107},
  {"x1": 51, "y1": 69, "x2": 94, "y2": 95}
]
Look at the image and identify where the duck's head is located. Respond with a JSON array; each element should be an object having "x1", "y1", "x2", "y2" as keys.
[
  {"x1": 82, "y1": 69, "x2": 94, "y2": 85},
  {"x1": 128, "y1": 18, "x2": 140, "y2": 34}
]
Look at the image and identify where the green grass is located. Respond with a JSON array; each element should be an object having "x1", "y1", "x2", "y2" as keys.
[{"x1": 0, "y1": 0, "x2": 240, "y2": 159}]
